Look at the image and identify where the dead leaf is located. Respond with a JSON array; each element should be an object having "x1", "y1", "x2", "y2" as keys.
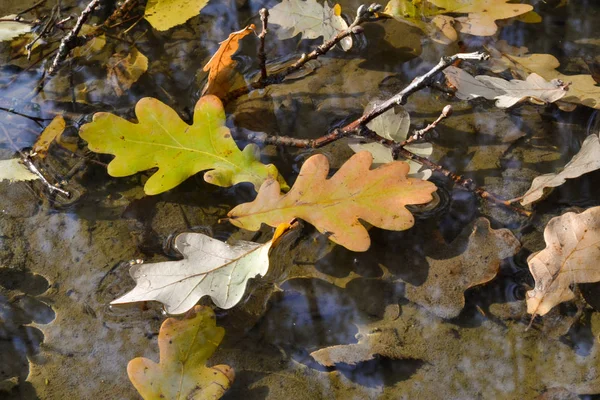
[
  {"x1": 145, "y1": 0, "x2": 210, "y2": 31},
  {"x1": 202, "y1": 25, "x2": 255, "y2": 100},
  {"x1": 520, "y1": 133, "x2": 600, "y2": 205},
  {"x1": 404, "y1": 218, "x2": 520, "y2": 319},
  {"x1": 32, "y1": 116, "x2": 66, "y2": 159},
  {"x1": 0, "y1": 158, "x2": 39, "y2": 182},
  {"x1": 527, "y1": 206, "x2": 600, "y2": 317},
  {"x1": 106, "y1": 47, "x2": 148, "y2": 96},
  {"x1": 0, "y1": 15, "x2": 32, "y2": 42},
  {"x1": 227, "y1": 151, "x2": 437, "y2": 252},
  {"x1": 269, "y1": 0, "x2": 352, "y2": 51},
  {"x1": 347, "y1": 100, "x2": 433, "y2": 179},
  {"x1": 128, "y1": 305, "x2": 234, "y2": 399},
  {"x1": 500, "y1": 52, "x2": 600, "y2": 109},
  {"x1": 444, "y1": 66, "x2": 569, "y2": 108},
  {"x1": 112, "y1": 222, "x2": 297, "y2": 314}
]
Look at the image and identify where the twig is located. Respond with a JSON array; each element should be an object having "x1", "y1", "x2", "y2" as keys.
[
  {"x1": 224, "y1": 3, "x2": 383, "y2": 104},
  {"x1": 257, "y1": 8, "x2": 269, "y2": 82},
  {"x1": 48, "y1": 0, "x2": 100, "y2": 76},
  {"x1": 400, "y1": 104, "x2": 453, "y2": 147},
  {"x1": 239, "y1": 50, "x2": 529, "y2": 216},
  {"x1": 16, "y1": 0, "x2": 47, "y2": 18}
]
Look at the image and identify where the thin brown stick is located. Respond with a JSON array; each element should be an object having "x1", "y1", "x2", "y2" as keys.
[
  {"x1": 48, "y1": 0, "x2": 101, "y2": 76},
  {"x1": 16, "y1": 0, "x2": 47, "y2": 18},
  {"x1": 258, "y1": 8, "x2": 269, "y2": 82},
  {"x1": 224, "y1": 4, "x2": 383, "y2": 104}
]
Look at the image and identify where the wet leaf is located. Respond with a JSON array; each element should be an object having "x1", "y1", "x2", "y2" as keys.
[
  {"x1": 444, "y1": 66, "x2": 568, "y2": 108},
  {"x1": 520, "y1": 133, "x2": 600, "y2": 205},
  {"x1": 404, "y1": 218, "x2": 520, "y2": 319},
  {"x1": 0, "y1": 15, "x2": 31, "y2": 42},
  {"x1": 202, "y1": 25, "x2": 255, "y2": 100},
  {"x1": 499, "y1": 52, "x2": 600, "y2": 109},
  {"x1": 106, "y1": 48, "x2": 148, "y2": 96},
  {"x1": 112, "y1": 222, "x2": 296, "y2": 313},
  {"x1": 128, "y1": 305, "x2": 234, "y2": 399},
  {"x1": 269, "y1": 0, "x2": 352, "y2": 51},
  {"x1": 144, "y1": 0, "x2": 210, "y2": 31},
  {"x1": 228, "y1": 151, "x2": 437, "y2": 252},
  {"x1": 527, "y1": 206, "x2": 600, "y2": 317},
  {"x1": 348, "y1": 100, "x2": 433, "y2": 179},
  {"x1": 482, "y1": 40, "x2": 529, "y2": 73},
  {"x1": 79, "y1": 95, "x2": 287, "y2": 195},
  {"x1": 383, "y1": 0, "x2": 532, "y2": 42},
  {"x1": 72, "y1": 25, "x2": 106, "y2": 58},
  {"x1": 32, "y1": 116, "x2": 66, "y2": 159},
  {"x1": 0, "y1": 158, "x2": 39, "y2": 182}
]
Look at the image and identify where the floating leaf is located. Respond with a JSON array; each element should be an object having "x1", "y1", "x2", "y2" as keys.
[
  {"x1": 0, "y1": 159, "x2": 39, "y2": 182},
  {"x1": 128, "y1": 305, "x2": 234, "y2": 399},
  {"x1": 202, "y1": 25, "x2": 255, "y2": 100},
  {"x1": 527, "y1": 206, "x2": 600, "y2": 317},
  {"x1": 106, "y1": 48, "x2": 148, "y2": 96},
  {"x1": 228, "y1": 151, "x2": 437, "y2": 252},
  {"x1": 269, "y1": 0, "x2": 352, "y2": 51},
  {"x1": 79, "y1": 95, "x2": 287, "y2": 195},
  {"x1": 444, "y1": 66, "x2": 568, "y2": 108},
  {"x1": 520, "y1": 134, "x2": 600, "y2": 205},
  {"x1": 112, "y1": 222, "x2": 296, "y2": 313},
  {"x1": 499, "y1": 52, "x2": 600, "y2": 109},
  {"x1": 72, "y1": 25, "x2": 106, "y2": 58},
  {"x1": 32, "y1": 116, "x2": 66, "y2": 159},
  {"x1": 403, "y1": 218, "x2": 520, "y2": 319},
  {"x1": 144, "y1": 0, "x2": 210, "y2": 31},
  {"x1": 348, "y1": 100, "x2": 433, "y2": 179},
  {"x1": 0, "y1": 15, "x2": 32, "y2": 42},
  {"x1": 383, "y1": 0, "x2": 532, "y2": 43}
]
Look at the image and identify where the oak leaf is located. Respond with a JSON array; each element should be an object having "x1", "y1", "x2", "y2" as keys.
[
  {"x1": 79, "y1": 95, "x2": 287, "y2": 195},
  {"x1": 403, "y1": 218, "x2": 521, "y2": 319},
  {"x1": 0, "y1": 15, "x2": 32, "y2": 42},
  {"x1": 106, "y1": 47, "x2": 148, "y2": 97},
  {"x1": 499, "y1": 52, "x2": 600, "y2": 109},
  {"x1": 144, "y1": 0, "x2": 210, "y2": 31},
  {"x1": 112, "y1": 222, "x2": 297, "y2": 313},
  {"x1": 128, "y1": 305, "x2": 234, "y2": 400},
  {"x1": 444, "y1": 66, "x2": 568, "y2": 108},
  {"x1": 269, "y1": 0, "x2": 352, "y2": 51},
  {"x1": 348, "y1": 100, "x2": 433, "y2": 179},
  {"x1": 0, "y1": 159, "x2": 39, "y2": 182},
  {"x1": 520, "y1": 134, "x2": 600, "y2": 205},
  {"x1": 202, "y1": 25, "x2": 255, "y2": 100},
  {"x1": 227, "y1": 151, "x2": 437, "y2": 252},
  {"x1": 527, "y1": 206, "x2": 600, "y2": 317},
  {"x1": 32, "y1": 116, "x2": 66, "y2": 159}
]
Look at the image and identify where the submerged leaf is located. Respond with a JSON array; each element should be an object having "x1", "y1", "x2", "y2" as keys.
[
  {"x1": 404, "y1": 218, "x2": 520, "y2": 319},
  {"x1": 79, "y1": 95, "x2": 287, "y2": 195},
  {"x1": 0, "y1": 15, "x2": 32, "y2": 42},
  {"x1": 202, "y1": 25, "x2": 255, "y2": 100},
  {"x1": 128, "y1": 305, "x2": 234, "y2": 399},
  {"x1": 348, "y1": 100, "x2": 433, "y2": 179},
  {"x1": 106, "y1": 48, "x2": 148, "y2": 96},
  {"x1": 0, "y1": 159, "x2": 39, "y2": 182},
  {"x1": 228, "y1": 151, "x2": 437, "y2": 252},
  {"x1": 112, "y1": 223, "x2": 297, "y2": 313},
  {"x1": 527, "y1": 206, "x2": 600, "y2": 317},
  {"x1": 269, "y1": 0, "x2": 352, "y2": 50},
  {"x1": 144, "y1": 0, "x2": 210, "y2": 31},
  {"x1": 444, "y1": 66, "x2": 568, "y2": 108},
  {"x1": 32, "y1": 116, "x2": 66, "y2": 159},
  {"x1": 520, "y1": 133, "x2": 600, "y2": 205}
]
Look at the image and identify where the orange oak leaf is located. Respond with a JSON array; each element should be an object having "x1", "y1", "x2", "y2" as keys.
[
  {"x1": 202, "y1": 24, "x2": 255, "y2": 99},
  {"x1": 227, "y1": 151, "x2": 437, "y2": 252},
  {"x1": 527, "y1": 206, "x2": 600, "y2": 317},
  {"x1": 127, "y1": 305, "x2": 234, "y2": 400}
]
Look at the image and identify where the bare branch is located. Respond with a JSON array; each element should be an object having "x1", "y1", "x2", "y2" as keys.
[{"x1": 258, "y1": 8, "x2": 269, "y2": 83}]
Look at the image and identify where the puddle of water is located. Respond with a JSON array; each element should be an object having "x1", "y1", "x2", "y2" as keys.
[{"x1": 1, "y1": 0, "x2": 600, "y2": 399}]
